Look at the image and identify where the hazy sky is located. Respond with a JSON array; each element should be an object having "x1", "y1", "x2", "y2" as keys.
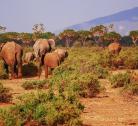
[{"x1": 1, "y1": 0, "x2": 138, "y2": 33}]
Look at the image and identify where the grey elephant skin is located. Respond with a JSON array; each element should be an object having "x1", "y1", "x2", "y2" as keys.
[
  {"x1": 44, "y1": 52, "x2": 60, "y2": 78},
  {"x1": 33, "y1": 39, "x2": 55, "y2": 77},
  {"x1": 44, "y1": 49, "x2": 68, "y2": 78},
  {"x1": 0, "y1": 41, "x2": 23, "y2": 79},
  {"x1": 24, "y1": 52, "x2": 35, "y2": 64},
  {"x1": 54, "y1": 48, "x2": 68, "y2": 62}
]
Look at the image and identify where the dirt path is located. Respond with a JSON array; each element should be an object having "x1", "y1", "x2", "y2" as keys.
[
  {"x1": 81, "y1": 79, "x2": 138, "y2": 126},
  {"x1": 0, "y1": 70, "x2": 138, "y2": 126}
]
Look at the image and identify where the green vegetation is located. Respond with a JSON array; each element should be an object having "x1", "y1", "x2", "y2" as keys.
[
  {"x1": 123, "y1": 83, "x2": 138, "y2": 95},
  {"x1": 0, "y1": 60, "x2": 8, "y2": 79},
  {"x1": 109, "y1": 71, "x2": 138, "y2": 96},
  {"x1": 22, "y1": 80, "x2": 48, "y2": 90},
  {"x1": 109, "y1": 72, "x2": 131, "y2": 88},
  {"x1": 0, "y1": 88, "x2": 84, "y2": 126},
  {"x1": 0, "y1": 83, "x2": 12, "y2": 103}
]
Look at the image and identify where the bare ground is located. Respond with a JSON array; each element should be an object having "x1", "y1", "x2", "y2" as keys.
[
  {"x1": 81, "y1": 70, "x2": 138, "y2": 126},
  {"x1": 0, "y1": 70, "x2": 138, "y2": 126}
]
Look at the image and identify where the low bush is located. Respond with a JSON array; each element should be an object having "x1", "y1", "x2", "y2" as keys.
[
  {"x1": 118, "y1": 47, "x2": 138, "y2": 69},
  {"x1": 92, "y1": 65, "x2": 109, "y2": 79},
  {"x1": 0, "y1": 60, "x2": 8, "y2": 79},
  {"x1": 22, "y1": 80, "x2": 48, "y2": 90},
  {"x1": 0, "y1": 83, "x2": 12, "y2": 103},
  {"x1": 22, "y1": 63, "x2": 38, "y2": 77},
  {"x1": 0, "y1": 90, "x2": 83, "y2": 126},
  {"x1": 52, "y1": 70, "x2": 101, "y2": 98},
  {"x1": 109, "y1": 72, "x2": 131, "y2": 88},
  {"x1": 123, "y1": 55, "x2": 138, "y2": 69},
  {"x1": 71, "y1": 73, "x2": 101, "y2": 98},
  {"x1": 123, "y1": 83, "x2": 138, "y2": 95}
]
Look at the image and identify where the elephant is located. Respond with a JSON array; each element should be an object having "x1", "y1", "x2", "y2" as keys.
[
  {"x1": 108, "y1": 42, "x2": 121, "y2": 55},
  {"x1": 33, "y1": 38, "x2": 56, "y2": 77},
  {"x1": 24, "y1": 52, "x2": 35, "y2": 64},
  {"x1": 0, "y1": 41, "x2": 23, "y2": 79},
  {"x1": 44, "y1": 52, "x2": 60, "y2": 78},
  {"x1": 54, "y1": 48, "x2": 68, "y2": 62}
]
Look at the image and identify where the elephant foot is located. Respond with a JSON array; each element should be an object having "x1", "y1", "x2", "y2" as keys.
[
  {"x1": 9, "y1": 74, "x2": 12, "y2": 80},
  {"x1": 12, "y1": 74, "x2": 17, "y2": 79},
  {"x1": 18, "y1": 73, "x2": 22, "y2": 79},
  {"x1": 9, "y1": 74, "x2": 17, "y2": 80}
]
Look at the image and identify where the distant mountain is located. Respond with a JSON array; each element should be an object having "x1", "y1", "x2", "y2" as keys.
[{"x1": 65, "y1": 7, "x2": 138, "y2": 35}]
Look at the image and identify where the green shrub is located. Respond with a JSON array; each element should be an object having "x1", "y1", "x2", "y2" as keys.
[
  {"x1": 22, "y1": 63, "x2": 38, "y2": 77},
  {"x1": 22, "y1": 80, "x2": 48, "y2": 90},
  {"x1": 0, "y1": 91, "x2": 83, "y2": 126},
  {"x1": 109, "y1": 72, "x2": 131, "y2": 88},
  {"x1": 65, "y1": 73, "x2": 101, "y2": 98},
  {"x1": 0, "y1": 83, "x2": 12, "y2": 103},
  {"x1": 76, "y1": 73, "x2": 100, "y2": 97},
  {"x1": 123, "y1": 83, "x2": 138, "y2": 95},
  {"x1": 118, "y1": 47, "x2": 138, "y2": 69},
  {"x1": 124, "y1": 55, "x2": 138, "y2": 69},
  {"x1": 92, "y1": 65, "x2": 109, "y2": 79},
  {"x1": 0, "y1": 60, "x2": 8, "y2": 79}
]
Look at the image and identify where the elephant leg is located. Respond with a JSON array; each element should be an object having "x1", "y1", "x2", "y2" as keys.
[
  {"x1": 4, "y1": 63, "x2": 8, "y2": 73},
  {"x1": 8, "y1": 65, "x2": 16, "y2": 79},
  {"x1": 14, "y1": 64, "x2": 17, "y2": 78},
  {"x1": 37, "y1": 61, "x2": 42, "y2": 78},
  {"x1": 44, "y1": 65, "x2": 48, "y2": 78},
  {"x1": 16, "y1": 53, "x2": 22, "y2": 78},
  {"x1": 49, "y1": 68, "x2": 54, "y2": 75}
]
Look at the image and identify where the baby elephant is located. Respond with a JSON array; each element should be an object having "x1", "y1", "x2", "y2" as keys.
[
  {"x1": 24, "y1": 52, "x2": 35, "y2": 64},
  {"x1": 54, "y1": 48, "x2": 68, "y2": 62},
  {"x1": 44, "y1": 52, "x2": 60, "y2": 78}
]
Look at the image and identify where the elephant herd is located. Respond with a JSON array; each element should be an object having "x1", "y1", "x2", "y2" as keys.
[
  {"x1": 0, "y1": 39, "x2": 68, "y2": 79},
  {"x1": 0, "y1": 39, "x2": 121, "y2": 80}
]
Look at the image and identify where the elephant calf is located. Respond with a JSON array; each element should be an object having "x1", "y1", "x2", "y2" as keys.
[
  {"x1": 108, "y1": 42, "x2": 121, "y2": 55},
  {"x1": 44, "y1": 52, "x2": 60, "y2": 78},
  {"x1": 24, "y1": 52, "x2": 35, "y2": 64},
  {"x1": 0, "y1": 41, "x2": 23, "y2": 79},
  {"x1": 33, "y1": 38, "x2": 56, "y2": 77},
  {"x1": 54, "y1": 48, "x2": 68, "y2": 62}
]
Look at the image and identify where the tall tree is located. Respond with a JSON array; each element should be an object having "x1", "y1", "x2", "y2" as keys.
[
  {"x1": 77, "y1": 30, "x2": 92, "y2": 46},
  {"x1": 32, "y1": 23, "x2": 45, "y2": 33},
  {"x1": 104, "y1": 32, "x2": 121, "y2": 43},
  {"x1": 32, "y1": 23, "x2": 45, "y2": 40},
  {"x1": 90, "y1": 25, "x2": 107, "y2": 37},
  {"x1": 129, "y1": 30, "x2": 138, "y2": 45},
  {"x1": 90, "y1": 25, "x2": 107, "y2": 46},
  {"x1": 59, "y1": 29, "x2": 78, "y2": 47}
]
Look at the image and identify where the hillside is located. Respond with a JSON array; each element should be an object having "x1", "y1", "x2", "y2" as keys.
[{"x1": 66, "y1": 7, "x2": 138, "y2": 35}]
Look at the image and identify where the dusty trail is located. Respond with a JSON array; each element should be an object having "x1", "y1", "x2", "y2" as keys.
[
  {"x1": 0, "y1": 70, "x2": 138, "y2": 126},
  {"x1": 81, "y1": 79, "x2": 138, "y2": 126}
]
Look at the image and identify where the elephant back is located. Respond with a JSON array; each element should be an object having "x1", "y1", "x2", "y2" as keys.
[
  {"x1": 48, "y1": 39, "x2": 55, "y2": 50},
  {"x1": 24, "y1": 52, "x2": 34, "y2": 63},
  {"x1": 44, "y1": 52, "x2": 60, "y2": 68},
  {"x1": 33, "y1": 39, "x2": 50, "y2": 58},
  {"x1": 108, "y1": 42, "x2": 121, "y2": 54},
  {"x1": 54, "y1": 49, "x2": 68, "y2": 60},
  {"x1": 1, "y1": 42, "x2": 17, "y2": 64}
]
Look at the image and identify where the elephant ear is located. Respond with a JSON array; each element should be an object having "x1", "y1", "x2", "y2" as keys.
[
  {"x1": 0, "y1": 43, "x2": 5, "y2": 52},
  {"x1": 48, "y1": 39, "x2": 55, "y2": 50}
]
